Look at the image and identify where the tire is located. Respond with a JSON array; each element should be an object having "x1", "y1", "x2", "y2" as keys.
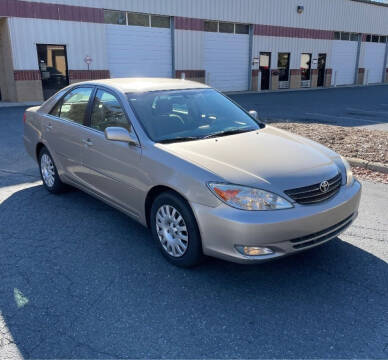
[
  {"x1": 150, "y1": 191, "x2": 204, "y2": 267},
  {"x1": 38, "y1": 147, "x2": 67, "y2": 194}
]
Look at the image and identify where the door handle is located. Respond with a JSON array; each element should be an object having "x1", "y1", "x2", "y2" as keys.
[
  {"x1": 46, "y1": 122, "x2": 53, "y2": 131},
  {"x1": 82, "y1": 138, "x2": 94, "y2": 146}
]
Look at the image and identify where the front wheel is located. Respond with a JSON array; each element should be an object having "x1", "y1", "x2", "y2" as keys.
[
  {"x1": 150, "y1": 192, "x2": 203, "y2": 267},
  {"x1": 38, "y1": 147, "x2": 66, "y2": 194}
]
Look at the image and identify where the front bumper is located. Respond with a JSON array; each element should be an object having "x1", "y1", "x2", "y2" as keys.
[{"x1": 191, "y1": 180, "x2": 361, "y2": 264}]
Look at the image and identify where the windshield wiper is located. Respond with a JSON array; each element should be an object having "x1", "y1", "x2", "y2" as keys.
[
  {"x1": 202, "y1": 128, "x2": 257, "y2": 139},
  {"x1": 158, "y1": 136, "x2": 202, "y2": 144}
]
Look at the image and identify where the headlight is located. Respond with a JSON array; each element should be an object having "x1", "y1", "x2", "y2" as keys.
[
  {"x1": 341, "y1": 156, "x2": 354, "y2": 186},
  {"x1": 207, "y1": 183, "x2": 293, "y2": 211}
]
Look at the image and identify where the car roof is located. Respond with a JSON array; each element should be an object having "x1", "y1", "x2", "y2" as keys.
[{"x1": 81, "y1": 78, "x2": 210, "y2": 93}]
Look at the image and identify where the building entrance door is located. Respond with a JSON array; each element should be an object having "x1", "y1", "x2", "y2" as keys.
[
  {"x1": 259, "y1": 52, "x2": 271, "y2": 90},
  {"x1": 317, "y1": 53, "x2": 326, "y2": 87},
  {"x1": 37, "y1": 44, "x2": 69, "y2": 100}
]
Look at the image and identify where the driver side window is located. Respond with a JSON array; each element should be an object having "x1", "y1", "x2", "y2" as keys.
[{"x1": 90, "y1": 90, "x2": 130, "y2": 132}]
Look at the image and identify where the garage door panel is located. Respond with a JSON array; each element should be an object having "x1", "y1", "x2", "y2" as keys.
[
  {"x1": 106, "y1": 25, "x2": 172, "y2": 78},
  {"x1": 363, "y1": 43, "x2": 386, "y2": 84},
  {"x1": 331, "y1": 41, "x2": 358, "y2": 86},
  {"x1": 204, "y1": 33, "x2": 249, "y2": 91}
]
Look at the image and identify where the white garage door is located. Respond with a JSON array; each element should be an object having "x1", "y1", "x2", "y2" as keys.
[
  {"x1": 106, "y1": 25, "x2": 172, "y2": 78},
  {"x1": 331, "y1": 41, "x2": 358, "y2": 85},
  {"x1": 363, "y1": 42, "x2": 386, "y2": 84},
  {"x1": 204, "y1": 33, "x2": 249, "y2": 91}
]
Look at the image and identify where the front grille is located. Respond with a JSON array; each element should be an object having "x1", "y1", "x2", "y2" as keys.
[
  {"x1": 290, "y1": 213, "x2": 354, "y2": 250},
  {"x1": 284, "y1": 172, "x2": 342, "y2": 205}
]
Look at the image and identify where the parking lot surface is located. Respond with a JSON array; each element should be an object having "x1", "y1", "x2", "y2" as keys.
[
  {"x1": 229, "y1": 84, "x2": 388, "y2": 131},
  {"x1": 0, "y1": 99, "x2": 387, "y2": 359}
]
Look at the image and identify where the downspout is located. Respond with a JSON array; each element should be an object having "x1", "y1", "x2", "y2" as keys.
[
  {"x1": 170, "y1": 16, "x2": 175, "y2": 78},
  {"x1": 354, "y1": 33, "x2": 362, "y2": 85},
  {"x1": 382, "y1": 40, "x2": 388, "y2": 83},
  {"x1": 248, "y1": 24, "x2": 254, "y2": 91}
]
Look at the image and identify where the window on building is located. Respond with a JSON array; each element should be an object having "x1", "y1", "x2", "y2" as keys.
[
  {"x1": 235, "y1": 24, "x2": 250, "y2": 34},
  {"x1": 219, "y1": 22, "x2": 234, "y2": 33},
  {"x1": 278, "y1": 53, "x2": 290, "y2": 82},
  {"x1": 127, "y1": 12, "x2": 150, "y2": 27},
  {"x1": 104, "y1": 10, "x2": 126, "y2": 25},
  {"x1": 380, "y1": 36, "x2": 387, "y2": 43},
  {"x1": 366, "y1": 34, "x2": 372, "y2": 42},
  {"x1": 204, "y1": 21, "x2": 218, "y2": 32},
  {"x1": 350, "y1": 33, "x2": 359, "y2": 41},
  {"x1": 341, "y1": 32, "x2": 350, "y2": 41},
  {"x1": 334, "y1": 32, "x2": 341, "y2": 40},
  {"x1": 372, "y1": 35, "x2": 379, "y2": 42},
  {"x1": 90, "y1": 90, "x2": 130, "y2": 132},
  {"x1": 151, "y1": 15, "x2": 170, "y2": 28},
  {"x1": 300, "y1": 53, "x2": 312, "y2": 81},
  {"x1": 52, "y1": 87, "x2": 93, "y2": 125}
]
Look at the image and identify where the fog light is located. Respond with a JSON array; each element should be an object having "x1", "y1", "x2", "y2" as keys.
[{"x1": 236, "y1": 246, "x2": 274, "y2": 256}]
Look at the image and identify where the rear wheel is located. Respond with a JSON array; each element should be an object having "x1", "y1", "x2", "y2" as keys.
[
  {"x1": 150, "y1": 192, "x2": 203, "y2": 267},
  {"x1": 38, "y1": 147, "x2": 66, "y2": 194}
]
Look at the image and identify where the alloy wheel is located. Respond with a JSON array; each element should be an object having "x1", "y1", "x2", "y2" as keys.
[
  {"x1": 155, "y1": 205, "x2": 189, "y2": 257},
  {"x1": 40, "y1": 153, "x2": 55, "y2": 188}
]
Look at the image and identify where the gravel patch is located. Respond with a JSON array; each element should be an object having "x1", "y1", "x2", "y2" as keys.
[{"x1": 270, "y1": 121, "x2": 388, "y2": 184}]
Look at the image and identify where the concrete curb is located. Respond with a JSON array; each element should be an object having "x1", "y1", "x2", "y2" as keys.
[
  {"x1": 225, "y1": 83, "x2": 388, "y2": 96},
  {"x1": 347, "y1": 157, "x2": 388, "y2": 174}
]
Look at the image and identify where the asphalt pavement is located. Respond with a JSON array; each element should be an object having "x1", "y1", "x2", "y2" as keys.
[
  {"x1": 0, "y1": 100, "x2": 387, "y2": 359},
  {"x1": 229, "y1": 84, "x2": 388, "y2": 131}
]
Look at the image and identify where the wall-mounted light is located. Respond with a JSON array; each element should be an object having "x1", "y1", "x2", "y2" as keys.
[{"x1": 297, "y1": 5, "x2": 304, "y2": 14}]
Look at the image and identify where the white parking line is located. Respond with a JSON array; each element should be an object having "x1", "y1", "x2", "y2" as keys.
[{"x1": 305, "y1": 112, "x2": 384, "y2": 124}]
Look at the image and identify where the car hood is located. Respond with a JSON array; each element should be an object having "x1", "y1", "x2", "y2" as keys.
[{"x1": 158, "y1": 126, "x2": 341, "y2": 191}]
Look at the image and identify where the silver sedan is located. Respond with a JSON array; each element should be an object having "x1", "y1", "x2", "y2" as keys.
[{"x1": 23, "y1": 78, "x2": 361, "y2": 267}]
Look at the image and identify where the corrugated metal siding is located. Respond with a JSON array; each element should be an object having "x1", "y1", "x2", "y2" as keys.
[
  {"x1": 204, "y1": 32, "x2": 249, "y2": 91},
  {"x1": 8, "y1": 17, "x2": 107, "y2": 70},
  {"x1": 331, "y1": 41, "x2": 358, "y2": 85},
  {"x1": 175, "y1": 30, "x2": 203, "y2": 70},
  {"x1": 361, "y1": 42, "x2": 386, "y2": 83},
  {"x1": 21, "y1": 0, "x2": 388, "y2": 34},
  {"x1": 106, "y1": 25, "x2": 172, "y2": 78}
]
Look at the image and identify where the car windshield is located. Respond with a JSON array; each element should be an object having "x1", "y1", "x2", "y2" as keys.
[{"x1": 127, "y1": 89, "x2": 262, "y2": 143}]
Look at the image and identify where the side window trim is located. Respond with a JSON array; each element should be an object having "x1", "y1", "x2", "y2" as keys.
[{"x1": 85, "y1": 86, "x2": 98, "y2": 128}]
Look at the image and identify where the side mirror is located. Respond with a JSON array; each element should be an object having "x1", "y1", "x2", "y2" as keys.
[
  {"x1": 249, "y1": 110, "x2": 258, "y2": 120},
  {"x1": 104, "y1": 126, "x2": 139, "y2": 146}
]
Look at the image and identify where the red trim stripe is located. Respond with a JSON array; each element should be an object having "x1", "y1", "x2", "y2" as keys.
[
  {"x1": 68, "y1": 70, "x2": 110, "y2": 80},
  {"x1": 0, "y1": 0, "x2": 104, "y2": 23},
  {"x1": 175, "y1": 70, "x2": 205, "y2": 78},
  {"x1": 290, "y1": 69, "x2": 301, "y2": 75},
  {"x1": 14, "y1": 70, "x2": 41, "y2": 81},
  {"x1": 252, "y1": 69, "x2": 259, "y2": 76},
  {"x1": 14, "y1": 69, "x2": 110, "y2": 81},
  {"x1": 254, "y1": 24, "x2": 334, "y2": 40},
  {"x1": 175, "y1": 17, "x2": 204, "y2": 31}
]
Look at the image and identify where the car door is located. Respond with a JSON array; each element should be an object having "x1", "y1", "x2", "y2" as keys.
[
  {"x1": 43, "y1": 86, "x2": 94, "y2": 184},
  {"x1": 78, "y1": 88, "x2": 143, "y2": 218}
]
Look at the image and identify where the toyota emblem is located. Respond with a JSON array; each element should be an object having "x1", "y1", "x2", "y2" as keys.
[{"x1": 320, "y1": 180, "x2": 330, "y2": 193}]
